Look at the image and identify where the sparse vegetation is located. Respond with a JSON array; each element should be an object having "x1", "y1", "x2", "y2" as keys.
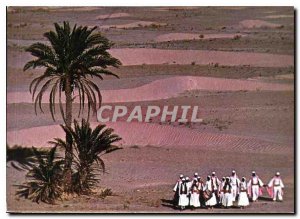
[
  {"x1": 200, "y1": 118, "x2": 232, "y2": 131},
  {"x1": 99, "y1": 188, "x2": 113, "y2": 199},
  {"x1": 15, "y1": 147, "x2": 64, "y2": 204},
  {"x1": 50, "y1": 119, "x2": 122, "y2": 195},
  {"x1": 277, "y1": 25, "x2": 285, "y2": 29},
  {"x1": 15, "y1": 119, "x2": 122, "y2": 203},
  {"x1": 23, "y1": 21, "x2": 122, "y2": 192},
  {"x1": 233, "y1": 34, "x2": 242, "y2": 40}
]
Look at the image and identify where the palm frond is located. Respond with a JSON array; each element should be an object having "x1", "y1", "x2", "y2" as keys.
[
  {"x1": 24, "y1": 21, "x2": 122, "y2": 121},
  {"x1": 15, "y1": 146, "x2": 63, "y2": 204},
  {"x1": 51, "y1": 119, "x2": 121, "y2": 194}
]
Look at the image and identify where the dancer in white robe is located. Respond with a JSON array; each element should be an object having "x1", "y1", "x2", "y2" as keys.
[
  {"x1": 178, "y1": 177, "x2": 189, "y2": 210},
  {"x1": 185, "y1": 177, "x2": 192, "y2": 206},
  {"x1": 238, "y1": 177, "x2": 250, "y2": 208},
  {"x1": 211, "y1": 171, "x2": 221, "y2": 205},
  {"x1": 247, "y1": 171, "x2": 264, "y2": 202},
  {"x1": 267, "y1": 172, "x2": 284, "y2": 201},
  {"x1": 204, "y1": 176, "x2": 217, "y2": 209},
  {"x1": 230, "y1": 170, "x2": 240, "y2": 201},
  {"x1": 173, "y1": 174, "x2": 184, "y2": 206},
  {"x1": 185, "y1": 177, "x2": 192, "y2": 191},
  {"x1": 222, "y1": 177, "x2": 233, "y2": 208},
  {"x1": 197, "y1": 176, "x2": 205, "y2": 207},
  {"x1": 189, "y1": 178, "x2": 201, "y2": 208},
  {"x1": 219, "y1": 177, "x2": 226, "y2": 204}
]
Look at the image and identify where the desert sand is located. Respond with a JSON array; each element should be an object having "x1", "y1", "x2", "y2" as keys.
[
  {"x1": 239, "y1": 19, "x2": 283, "y2": 29},
  {"x1": 96, "y1": 13, "x2": 130, "y2": 20},
  {"x1": 8, "y1": 48, "x2": 294, "y2": 69},
  {"x1": 155, "y1": 33, "x2": 247, "y2": 42},
  {"x1": 6, "y1": 6, "x2": 294, "y2": 213},
  {"x1": 7, "y1": 76, "x2": 293, "y2": 104},
  {"x1": 100, "y1": 21, "x2": 167, "y2": 29}
]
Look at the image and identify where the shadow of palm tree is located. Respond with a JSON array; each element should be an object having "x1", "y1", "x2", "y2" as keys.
[{"x1": 6, "y1": 145, "x2": 50, "y2": 171}]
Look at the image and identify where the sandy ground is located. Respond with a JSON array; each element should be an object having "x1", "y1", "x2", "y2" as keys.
[
  {"x1": 239, "y1": 19, "x2": 283, "y2": 29},
  {"x1": 6, "y1": 6, "x2": 294, "y2": 213},
  {"x1": 100, "y1": 21, "x2": 167, "y2": 30},
  {"x1": 155, "y1": 33, "x2": 247, "y2": 42},
  {"x1": 7, "y1": 90, "x2": 295, "y2": 213},
  {"x1": 96, "y1": 13, "x2": 130, "y2": 20},
  {"x1": 8, "y1": 49, "x2": 294, "y2": 69},
  {"x1": 7, "y1": 76, "x2": 294, "y2": 104}
]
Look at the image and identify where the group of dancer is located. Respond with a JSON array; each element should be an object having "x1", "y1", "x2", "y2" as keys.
[{"x1": 173, "y1": 170, "x2": 284, "y2": 210}]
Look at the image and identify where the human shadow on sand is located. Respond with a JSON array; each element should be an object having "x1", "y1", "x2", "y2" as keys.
[
  {"x1": 161, "y1": 199, "x2": 244, "y2": 210},
  {"x1": 161, "y1": 199, "x2": 177, "y2": 209},
  {"x1": 258, "y1": 196, "x2": 273, "y2": 201}
]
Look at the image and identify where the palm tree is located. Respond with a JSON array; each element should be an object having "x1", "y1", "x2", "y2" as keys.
[
  {"x1": 50, "y1": 119, "x2": 122, "y2": 194},
  {"x1": 16, "y1": 147, "x2": 64, "y2": 204},
  {"x1": 23, "y1": 21, "x2": 121, "y2": 191}
]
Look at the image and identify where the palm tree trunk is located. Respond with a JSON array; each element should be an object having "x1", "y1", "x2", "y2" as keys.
[{"x1": 64, "y1": 76, "x2": 73, "y2": 192}]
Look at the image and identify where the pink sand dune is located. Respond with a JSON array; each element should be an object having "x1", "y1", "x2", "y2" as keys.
[
  {"x1": 7, "y1": 122, "x2": 290, "y2": 154},
  {"x1": 52, "y1": 7, "x2": 102, "y2": 12},
  {"x1": 155, "y1": 33, "x2": 246, "y2": 42},
  {"x1": 96, "y1": 13, "x2": 130, "y2": 20},
  {"x1": 9, "y1": 49, "x2": 293, "y2": 69},
  {"x1": 7, "y1": 76, "x2": 294, "y2": 104},
  {"x1": 239, "y1": 19, "x2": 282, "y2": 28},
  {"x1": 264, "y1": 15, "x2": 293, "y2": 19},
  {"x1": 100, "y1": 21, "x2": 167, "y2": 29},
  {"x1": 109, "y1": 49, "x2": 293, "y2": 67}
]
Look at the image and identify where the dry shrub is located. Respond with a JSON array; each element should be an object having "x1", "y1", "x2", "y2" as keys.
[
  {"x1": 233, "y1": 34, "x2": 242, "y2": 40},
  {"x1": 99, "y1": 188, "x2": 113, "y2": 199}
]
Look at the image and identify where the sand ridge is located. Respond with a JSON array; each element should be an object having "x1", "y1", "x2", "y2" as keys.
[
  {"x1": 155, "y1": 33, "x2": 247, "y2": 42},
  {"x1": 109, "y1": 49, "x2": 293, "y2": 67},
  {"x1": 239, "y1": 19, "x2": 283, "y2": 29},
  {"x1": 264, "y1": 15, "x2": 294, "y2": 19},
  {"x1": 8, "y1": 49, "x2": 294, "y2": 69},
  {"x1": 99, "y1": 21, "x2": 167, "y2": 29},
  {"x1": 6, "y1": 122, "x2": 291, "y2": 155},
  {"x1": 96, "y1": 13, "x2": 130, "y2": 20},
  {"x1": 7, "y1": 76, "x2": 294, "y2": 104}
]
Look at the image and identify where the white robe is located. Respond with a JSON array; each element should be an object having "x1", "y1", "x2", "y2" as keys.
[
  {"x1": 219, "y1": 181, "x2": 226, "y2": 203},
  {"x1": 211, "y1": 176, "x2": 221, "y2": 192},
  {"x1": 173, "y1": 180, "x2": 182, "y2": 205},
  {"x1": 247, "y1": 176, "x2": 263, "y2": 201},
  {"x1": 238, "y1": 181, "x2": 249, "y2": 206},
  {"x1": 178, "y1": 182, "x2": 189, "y2": 207},
  {"x1": 204, "y1": 180, "x2": 217, "y2": 206},
  {"x1": 268, "y1": 177, "x2": 284, "y2": 201},
  {"x1": 173, "y1": 180, "x2": 180, "y2": 192},
  {"x1": 222, "y1": 184, "x2": 233, "y2": 207},
  {"x1": 189, "y1": 183, "x2": 201, "y2": 207},
  {"x1": 230, "y1": 175, "x2": 240, "y2": 201}
]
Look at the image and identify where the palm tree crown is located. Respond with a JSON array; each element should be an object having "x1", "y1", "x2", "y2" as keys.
[{"x1": 24, "y1": 21, "x2": 121, "y2": 121}]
